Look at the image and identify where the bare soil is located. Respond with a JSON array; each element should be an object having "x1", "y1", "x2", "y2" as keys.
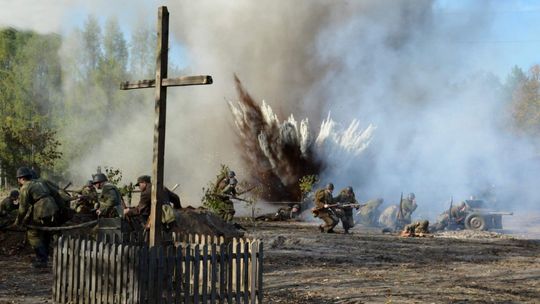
[
  {"x1": 1, "y1": 220, "x2": 539, "y2": 304},
  {"x1": 244, "y1": 221, "x2": 540, "y2": 304}
]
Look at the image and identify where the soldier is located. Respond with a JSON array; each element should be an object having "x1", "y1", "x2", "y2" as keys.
[
  {"x1": 124, "y1": 175, "x2": 181, "y2": 230},
  {"x1": 357, "y1": 198, "x2": 383, "y2": 227},
  {"x1": 334, "y1": 186, "x2": 359, "y2": 234},
  {"x1": 401, "y1": 220, "x2": 430, "y2": 237},
  {"x1": 400, "y1": 192, "x2": 418, "y2": 223},
  {"x1": 313, "y1": 183, "x2": 338, "y2": 233},
  {"x1": 73, "y1": 180, "x2": 98, "y2": 213},
  {"x1": 124, "y1": 175, "x2": 151, "y2": 223},
  {"x1": 217, "y1": 171, "x2": 238, "y2": 222},
  {"x1": 13, "y1": 167, "x2": 59, "y2": 268},
  {"x1": 432, "y1": 201, "x2": 468, "y2": 231},
  {"x1": 92, "y1": 173, "x2": 122, "y2": 218},
  {"x1": 0, "y1": 189, "x2": 19, "y2": 216},
  {"x1": 0, "y1": 190, "x2": 19, "y2": 227},
  {"x1": 378, "y1": 192, "x2": 418, "y2": 230},
  {"x1": 256, "y1": 203, "x2": 301, "y2": 221}
]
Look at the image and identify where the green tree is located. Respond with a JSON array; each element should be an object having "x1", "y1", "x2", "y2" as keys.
[
  {"x1": 0, "y1": 29, "x2": 63, "y2": 185},
  {"x1": 510, "y1": 65, "x2": 540, "y2": 141}
]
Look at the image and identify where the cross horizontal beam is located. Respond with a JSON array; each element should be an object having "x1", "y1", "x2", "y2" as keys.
[{"x1": 120, "y1": 75, "x2": 213, "y2": 90}]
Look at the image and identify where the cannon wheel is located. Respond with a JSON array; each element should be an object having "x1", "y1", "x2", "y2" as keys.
[{"x1": 465, "y1": 213, "x2": 487, "y2": 231}]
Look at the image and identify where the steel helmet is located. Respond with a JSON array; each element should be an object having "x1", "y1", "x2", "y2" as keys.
[
  {"x1": 92, "y1": 173, "x2": 108, "y2": 184},
  {"x1": 16, "y1": 167, "x2": 33, "y2": 178}
]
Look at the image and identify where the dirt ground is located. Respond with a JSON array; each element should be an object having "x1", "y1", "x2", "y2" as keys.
[
  {"x1": 1, "y1": 219, "x2": 539, "y2": 304},
  {"x1": 245, "y1": 220, "x2": 540, "y2": 304}
]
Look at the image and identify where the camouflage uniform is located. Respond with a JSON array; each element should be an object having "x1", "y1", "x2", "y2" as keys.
[
  {"x1": 0, "y1": 196, "x2": 18, "y2": 216},
  {"x1": 357, "y1": 198, "x2": 383, "y2": 226},
  {"x1": 218, "y1": 175, "x2": 237, "y2": 222},
  {"x1": 334, "y1": 188, "x2": 358, "y2": 233},
  {"x1": 97, "y1": 182, "x2": 122, "y2": 218},
  {"x1": 0, "y1": 192, "x2": 19, "y2": 227},
  {"x1": 314, "y1": 187, "x2": 338, "y2": 233},
  {"x1": 15, "y1": 175, "x2": 60, "y2": 267},
  {"x1": 74, "y1": 183, "x2": 98, "y2": 213}
]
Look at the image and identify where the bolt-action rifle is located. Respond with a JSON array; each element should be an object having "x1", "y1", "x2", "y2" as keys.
[
  {"x1": 395, "y1": 192, "x2": 406, "y2": 231},
  {"x1": 312, "y1": 203, "x2": 365, "y2": 216}
]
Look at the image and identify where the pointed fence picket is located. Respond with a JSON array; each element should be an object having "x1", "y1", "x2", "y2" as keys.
[{"x1": 52, "y1": 232, "x2": 263, "y2": 304}]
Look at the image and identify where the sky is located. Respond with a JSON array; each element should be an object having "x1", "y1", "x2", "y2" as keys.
[{"x1": 0, "y1": 0, "x2": 539, "y2": 77}]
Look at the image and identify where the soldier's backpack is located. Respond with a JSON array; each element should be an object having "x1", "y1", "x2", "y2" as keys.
[{"x1": 40, "y1": 179, "x2": 73, "y2": 224}]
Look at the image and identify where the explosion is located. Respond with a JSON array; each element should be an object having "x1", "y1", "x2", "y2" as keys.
[{"x1": 229, "y1": 76, "x2": 375, "y2": 201}]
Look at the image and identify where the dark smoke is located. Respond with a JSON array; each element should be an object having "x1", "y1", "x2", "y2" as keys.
[{"x1": 230, "y1": 76, "x2": 322, "y2": 201}]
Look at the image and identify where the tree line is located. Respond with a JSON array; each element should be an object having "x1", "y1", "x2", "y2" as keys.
[
  {"x1": 0, "y1": 16, "x2": 160, "y2": 187},
  {"x1": 1, "y1": 15, "x2": 539, "y2": 187}
]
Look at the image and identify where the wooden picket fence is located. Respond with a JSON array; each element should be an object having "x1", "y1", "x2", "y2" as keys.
[{"x1": 52, "y1": 233, "x2": 263, "y2": 304}]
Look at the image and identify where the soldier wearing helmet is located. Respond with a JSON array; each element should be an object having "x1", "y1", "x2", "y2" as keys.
[
  {"x1": 92, "y1": 173, "x2": 122, "y2": 218},
  {"x1": 0, "y1": 189, "x2": 19, "y2": 217},
  {"x1": 14, "y1": 166, "x2": 60, "y2": 268},
  {"x1": 334, "y1": 186, "x2": 359, "y2": 234},
  {"x1": 219, "y1": 176, "x2": 238, "y2": 222},
  {"x1": 313, "y1": 182, "x2": 339, "y2": 233},
  {"x1": 400, "y1": 192, "x2": 418, "y2": 223},
  {"x1": 432, "y1": 200, "x2": 469, "y2": 231},
  {"x1": 74, "y1": 180, "x2": 98, "y2": 213}
]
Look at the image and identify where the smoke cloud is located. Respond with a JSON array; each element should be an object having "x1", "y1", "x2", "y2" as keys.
[{"x1": 3, "y1": 0, "x2": 539, "y2": 223}]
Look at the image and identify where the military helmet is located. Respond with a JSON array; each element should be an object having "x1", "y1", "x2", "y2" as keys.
[
  {"x1": 326, "y1": 183, "x2": 334, "y2": 191},
  {"x1": 92, "y1": 173, "x2": 108, "y2": 184},
  {"x1": 9, "y1": 189, "x2": 19, "y2": 198},
  {"x1": 30, "y1": 168, "x2": 39, "y2": 179},
  {"x1": 136, "y1": 175, "x2": 151, "y2": 184},
  {"x1": 16, "y1": 167, "x2": 33, "y2": 178},
  {"x1": 345, "y1": 186, "x2": 353, "y2": 193},
  {"x1": 228, "y1": 171, "x2": 236, "y2": 178},
  {"x1": 407, "y1": 192, "x2": 415, "y2": 200}
]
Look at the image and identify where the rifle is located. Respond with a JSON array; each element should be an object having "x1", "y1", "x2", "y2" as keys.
[
  {"x1": 395, "y1": 192, "x2": 406, "y2": 231},
  {"x1": 312, "y1": 203, "x2": 365, "y2": 215},
  {"x1": 237, "y1": 185, "x2": 256, "y2": 196},
  {"x1": 63, "y1": 182, "x2": 72, "y2": 191},
  {"x1": 396, "y1": 192, "x2": 404, "y2": 219}
]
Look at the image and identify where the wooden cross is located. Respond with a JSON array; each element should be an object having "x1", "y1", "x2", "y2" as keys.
[{"x1": 120, "y1": 6, "x2": 212, "y2": 247}]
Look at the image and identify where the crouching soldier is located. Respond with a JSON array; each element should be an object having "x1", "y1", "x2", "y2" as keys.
[
  {"x1": 313, "y1": 183, "x2": 338, "y2": 233},
  {"x1": 0, "y1": 190, "x2": 19, "y2": 227},
  {"x1": 432, "y1": 201, "x2": 468, "y2": 231},
  {"x1": 73, "y1": 180, "x2": 98, "y2": 213},
  {"x1": 124, "y1": 175, "x2": 181, "y2": 231},
  {"x1": 92, "y1": 173, "x2": 122, "y2": 218},
  {"x1": 13, "y1": 167, "x2": 60, "y2": 268},
  {"x1": 401, "y1": 220, "x2": 430, "y2": 237}
]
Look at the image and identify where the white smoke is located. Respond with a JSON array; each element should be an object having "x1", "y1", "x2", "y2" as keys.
[{"x1": 3, "y1": 1, "x2": 540, "y2": 224}]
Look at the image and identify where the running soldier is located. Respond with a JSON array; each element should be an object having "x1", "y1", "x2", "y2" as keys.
[{"x1": 313, "y1": 183, "x2": 338, "y2": 233}]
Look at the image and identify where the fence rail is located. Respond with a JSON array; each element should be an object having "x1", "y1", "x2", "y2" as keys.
[{"x1": 53, "y1": 234, "x2": 263, "y2": 304}]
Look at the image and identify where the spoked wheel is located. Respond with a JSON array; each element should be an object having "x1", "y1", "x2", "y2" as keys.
[{"x1": 465, "y1": 213, "x2": 487, "y2": 231}]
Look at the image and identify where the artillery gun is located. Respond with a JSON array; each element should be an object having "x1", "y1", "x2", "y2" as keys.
[{"x1": 462, "y1": 199, "x2": 513, "y2": 231}]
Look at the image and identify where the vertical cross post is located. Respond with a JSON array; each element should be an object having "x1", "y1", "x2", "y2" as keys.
[
  {"x1": 149, "y1": 6, "x2": 169, "y2": 247},
  {"x1": 120, "y1": 6, "x2": 212, "y2": 247}
]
